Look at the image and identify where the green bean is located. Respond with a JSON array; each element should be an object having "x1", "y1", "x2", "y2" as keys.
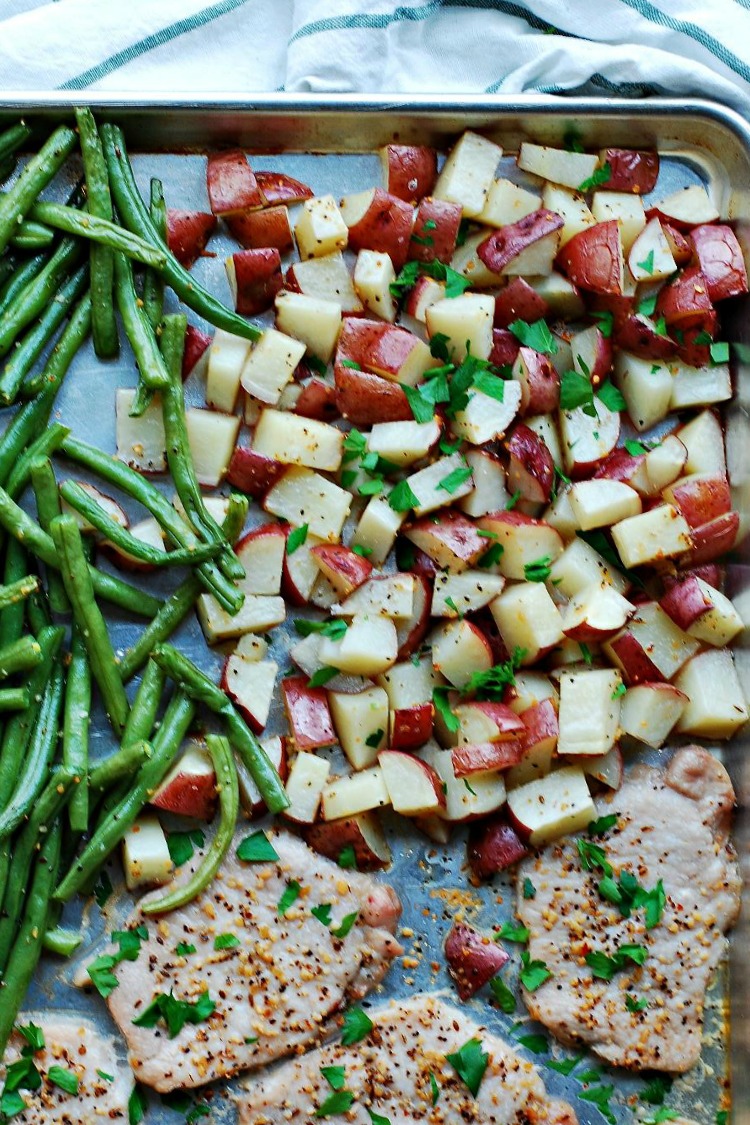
[
  {"x1": 143, "y1": 177, "x2": 166, "y2": 331},
  {"x1": 0, "y1": 255, "x2": 16, "y2": 290},
  {"x1": 0, "y1": 267, "x2": 87, "y2": 406},
  {"x1": 5, "y1": 423, "x2": 70, "y2": 498},
  {"x1": 0, "y1": 660, "x2": 64, "y2": 840},
  {"x1": 122, "y1": 658, "x2": 166, "y2": 747},
  {"x1": 75, "y1": 106, "x2": 118, "y2": 359},
  {"x1": 59, "y1": 435, "x2": 244, "y2": 613},
  {"x1": 0, "y1": 239, "x2": 82, "y2": 360},
  {"x1": 30, "y1": 457, "x2": 69, "y2": 612},
  {"x1": 51, "y1": 515, "x2": 129, "y2": 735},
  {"x1": 143, "y1": 733, "x2": 237, "y2": 916},
  {"x1": 0, "y1": 843, "x2": 8, "y2": 921},
  {"x1": 0, "y1": 819, "x2": 61, "y2": 1054},
  {"x1": 0, "y1": 539, "x2": 27, "y2": 648},
  {"x1": 0, "y1": 121, "x2": 31, "y2": 164},
  {"x1": 55, "y1": 691, "x2": 195, "y2": 902},
  {"x1": 0, "y1": 635, "x2": 42, "y2": 679},
  {"x1": 64, "y1": 626, "x2": 91, "y2": 832},
  {"x1": 0, "y1": 624, "x2": 63, "y2": 806},
  {"x1": 0, "y1": 157, "x2": 15, "y2": 184},
  {"x1": 0, "y1": 573, "x2": 38, "y2": 609},
  {"x1": 0, "y1": 766, "x2": 74, "y2": 973},
  {"x1": 118, "y1": 492, "x2": 248, "y2": 682},
  {"x1": 19, "y1": 289, "x2": 91, "y2": 401},
  {"x1": 161, "y1": 314, "x2": 243, "y2": 581},
  {"x1": 0, "y1": 252, "x2": 47, "y2": 315},
  {"x1": 89, "y1": 741, "x2": 152, "y2": 793},
  {"x1": 25, "y1": 583, "x2": 52, "y2": 634},
  {"x1": 28, "y1": 199, "x2": 168, "y2": 270},
  {"x1": 0, "y1": 688, "x2": 29, "y2": 711},
  {"x1": 0, "y1": 485, "x2": 162, "y2": 617},
  {"x1": 153, "y1": 643, "x2": 289, "y2": 814},
  {"x1": 0, "y1": 125, "x2": 77, "y2": 257},
  {"x1": 114, "y1": 251, "x2": 171, "y2": 391},
  {"x1": 10, "y1": 220, "x2": 55, "y2": 251},
  {"x1": 43, "y1": 927, "x2": 82, "y2": 956},
  {"x1": 102, "y1": 125, "x2": 262, "y2": 342}
]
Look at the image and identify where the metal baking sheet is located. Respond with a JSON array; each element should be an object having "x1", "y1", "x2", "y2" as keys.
[{"x1": 0, "y1": 94, "x2": 746, "y2": 1125}]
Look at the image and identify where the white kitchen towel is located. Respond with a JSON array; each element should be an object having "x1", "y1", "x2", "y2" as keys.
[{"x1": 0, "y1": 0, "x2": 749, "y2": 117}]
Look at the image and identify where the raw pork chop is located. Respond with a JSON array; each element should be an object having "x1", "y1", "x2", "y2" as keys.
[
  {"x1": 237, "y1": 993, "x2": 578, "y2": 1125},
  {"x1": 516, "y1": 746, "x2": 741, "y2": 1072},
  {"x1": 106, "y1": 829, "x2": 402, "y2": 1092},
  {"x1": 0, "y1": 1015, "x2": 133, "y2": 1122}
]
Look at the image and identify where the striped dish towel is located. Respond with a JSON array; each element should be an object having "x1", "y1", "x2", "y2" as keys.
[{"x1": 0, "y1": 0, "x2": 749, "y2": 117}]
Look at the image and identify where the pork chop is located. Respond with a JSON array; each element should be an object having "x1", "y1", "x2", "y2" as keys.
[
  {"x1": 237, "y1": 993, "x2": 578, "y2": 1125},
  {"x1": 106, "y1": 828, "x2": 402, "y2": 1092},
  {"x1": 516, "y1": 746, "x2": 741, "y2": 1072},
  {"x1": 0, "y1": 1015, "x2": 134, "y2": 1122}
]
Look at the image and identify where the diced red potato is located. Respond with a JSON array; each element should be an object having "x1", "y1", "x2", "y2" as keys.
[
  {"x1": 227, "y1": 445, "x2": 287, "y2": 500},
  {"x1": 303, "y1": 811, "x2": 391, "y2": 870},
  {"x1": 339, "y1": 188, "x2": 414, "y2": 270},
  {"x1": 568, "y1": 478, "x2": 642, "y2": 530},
  {"x1": 627, "y1": 217, "x2": 676, "y2": 282},
  {"x1": 451, "y1": 380, "x2": 523, "y2": 444},
  {"x1": 378, "y1": 750, "x2": 445, "y2": 816},
  {"x1": 572, "y1": 745, "x2": 624, "y2": 790},
  {"x1": 206, "y1": 150, "x2": 264, "y2": 216},
  {"x1": 649, "y1": 184, "x2": 720, "y2": 229},
  {"x1": 380, "y1": 144, "x2": 438, "y2": 203},
  {"x1": 434, "y1": 130, "x2": 503, "y2": 218},
  {"x1": 493, "y1": 277, "x2": 549, "y2": 328},
  {"x1": 431, "y1": 619, "x2": 493, "y2": 688},
  {"x1": 334, "y1": 364, "x2": 412, "y2": 425},
  {"x1": 321, "y1": 766, "x2": 391, "y2": 820},
  {"x1": 490, "y1": 582, "x2": 564, "y2": 665},
  {"x1": 285, "y1": 255, "x2": 363, "y2": 317},
  {"x1": 527, "y1": 271, "x2": 586, "y2": 319},
  {"x1": 254, "y1": 170, "x2": 314, "y2": 206},
  {"x1": 431, "y1": 570, "x2": 505, "y2": 618},
  {"x1": 459, "y1": 449, "x2": 511, "y2": 518},
  {"x1": 226, "y1": 205, "x2": 294, "y2": 254},
  {"x1": 234, "y1": 524, "x2": 286, "y2": 596},
  {"x1": 294, "y1": 195, "x2": 348, "y2": 259},
  {"x1": 426, "y1": 293, "x2": 495, "y2": 362},
  {"x1": 520, "y1": 697, "x2": 559, "y2": 757},
  {"x1": 406, "y1": 510, "x2": 487, "y2": 572},
  {"x1": 445, "y1": 923, "x2": 510, "y2": 1000},
  {"x1": 561, "y1": 581, "x2": 635, "y2": 642},
  {"x1": 318, "y1": 612, "x2": 399, "y2": 677},
  {"x1": 150, "y1": 739, "x2": 217, "y2": 821},
  {"x1": 353, "y1": 250, "x2": 397, "y2": 322},
  {"x1": 570, "y1": 324, "x2": 613, "y2": 384},
  {"x1": 542, "y1": 184, "x2": 595, "y2": 247},
  {"x1": 556, "y1": 219, "x2": 624, "y2": 295},
  {"x1": 477, "y1": 510, "x2": 563, "y2": 580},
  {"x1": 451, "y1": 740, "x2": 524, "y2": 778},
  {"x1": 409, "y1": 197, "x2": 462, "y2": 264},
  {"x1": 478, "y1": 209, "x2": 564, "y2": 275},
  {"x1": 603, "y1": 601, "x2": 700, "y2": 684},
  {"x1": 182, "y1": 324, "x2": 212, "y2": 380},
  {"x1": 337, "y1": 317, "x2": 432, "y2": 386},
  {"x1": 281, "y1": 676, "x2": 337, "y2": 751},
  {"x1": 655, "y1": 265, "x2": 715, "y2": 330},
  {"x1": 455, "y1": 701, "x2": 525, "y2": 746},
  {"x1": 332, "y1": 574, "x2": 416, "y2": 620},
  {"x1": 167, "y1": 209, "x2": 217, "y2": 268},
  {"x1": 394, "y1": 574, "x2": 432, "y2": 660},
  {"x1": 404, "y1": 275, "x2": 446, "y2": 321},
  {"x1": 560, "y1": 399, "x2": 621, "y2": 475},
  {"x1": 661, "y1": 221, "x2": 693, "y2": 265},
  {"x1": 467, "y1": 818, "x2": 528, "y2": 879},
  {"x1": 490, "y1": 328, "x2": 521, "y2": 368},
  {"x1": 673, "y1": 648, "x2": 749, "y2": 739},
  {"x1": 692, "y1": 223, "x2": 749, "y2": 301},
  {"x1": 282, "y1": 751, "x2": 331, "y2": 825},
  {"x1": 663, "y1": 472, "x2": 731, "y2": 528},
  {"x1": 511, "y1": 347, "x2": 560, "y2": 415},
  {"x1": 686, "y1": 510, "x2": 740, "y2": 565},
  {"x1": 557, "y1": 668, "x2": 622, "y2": 757},
  {"x1": 599, "y1": 147, "x2": 659, "y2": 194},
  {"x1": 661, "y1": 575, "x2": 742, "y2": 645},
  {"x1": 479, "y1": 178, "x2": 540, "y2": 228},
  {"x1": 122, "y1": 816, "x2": 173, "y2": 891},
  {"x1": 311, "y1": 544, "x2": 373, "y2": 597},
  {"x1": 613, "y1": 313, "x2": 677, "y2": 362},
  {"x1": 619, "y1": 682, "x2": 688, "y2": 748},
  {"x1": 366, "y1": 417, "x2": 440, "y2": 467},
  {"x1": 221, "y1": 655, "x2": 279, "y2": 732},
  {"x1": 506, "y1": 766, "x2": 595, "y2": 846},
  {"x1": 295, "y1": 378, "x2": 338, "y2": 422},
  {"x1": 226, "y1": 248, "x2": 282, "y2": 316},
  {"x1": 506, "y1": 424, "x2": 555, "y2": 504},
  {"x1": 517, "y1": 142, "x2": 598, "y2": 189},
  {"x1": 115, "y1": 388, "x2": 166, "y2": 474},
  {"x1": 419, "y1": 742, "x2": 507, "y2": 822}
]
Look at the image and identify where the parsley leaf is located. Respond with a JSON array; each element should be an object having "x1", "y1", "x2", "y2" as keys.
[
  {"x1": 321, "y1": 1065, "x2": 346, "y2": 1091},
  {"x1": 517, "y1": 1033, "x2": 548, "y2": 1055},
  {"x1": 294, "y1": 618, "x2": 348, "y2": 641},
  {"x1": 641, "y1": 1075, "x2": 672, "y2": 1106},
  {"x1": 489, "y1": 976, "x2": 516, "y2": 1012},
  {"x1": 710, "y1": 340, "x2": 729, "y2": 364},
  {"x1": 577, "y1": 837, "x2": 613, "y2": 876},
  {"x1": 446, "y1": 1038, "x2": 489, "y2": 1097},
  {"x1": 524, "y1": 555, "x2": 552, "y2": 583},
  {"x1": 433, "y1": 686, "x2": 460, "y2": 733},
  {"x1": 588, "y1": 814, "x2": 618, "y2": 836},
  {"x1": 592, "y1": 310, "x2": 614, "y2": 338},
  {"x1": 612, "y1": 682, "x2": 626, "y2": 699},
  {"x1": 509, "y1": 318, "x2": 558, "y2": 355},
  {"x1": 578, "y1": 162, "x2": 611, "y2": 192},
  {"x1": 365, "y1": 728, "x2": 384, "y2": 748},
  {"x1": 277, "y1": 880, "x2": 301, "y2": 916},
  {"x1": 316, "y1": 1091, "x2": 355, "y2": 1117},
  {"x1": 308, "y1": 666, "x2": 339, "y2": 688},
  {"x1": 96, "y1": 1069, "x2": 115, "y2": 1082},
  {"x1": 477, "y1": 542, "x2": 504, "y2": 568},
  {"x1": 331, "y1": 911, "x2": 359, "y2": 938},
  {"x1": 214, "y1": 933, "x2": 240, "y2": 950},
  {"x1": 520, "y1": 951, "x2": 553, "y2": 991},
  {"x1": 637, "y1": 248, "x2": 655, "y2": 275},
  {"x1": 47, "y1": 1066, "x2": 79, "y2": 1095},
  {"x1": 473, "y1": 370, "x2": 506, "y2": 400},
  {"x1": 342, "y1": 428, "x2": 366, "y2": 463},
  {"x1": 286, "y1": 524, "x2": 309, "y2": 555},
  {"x1": 596, "y1": 381, "x2": 626, "y2": 412},
  {"x1": 461, "y1": 648, "x2": 526, "y2": 699},
  {"x1": 625, "y1": 439, "x2": 649, "y2": 455},
  {"x1": 496, "y1": 921, "x2": 529, "y2": 944},
  {"x1": 17, "y1": 1024, "x2": 45, "y2": 1051},
  {"x1": 237, "y1": 831, "x2": 279, "y2": 863},
  {"x1": 438, "y1": 464, "x2": 472, "y2": 494},
  {"x1": 522, "y1": 877, "x2": 536, "y2": 900},
  {"x1": 93, "y1": 871, "x2": 113, "y2": 908},
  {"x1": 579, "y1": 1084, "x2": 616, "y2": 1125},
  {"x1": 547, "y1": 1052, "x2": 585, "y2": 1076},
  {"x1": 128, "y1": 1085, "x2": 148, "y2": 1125},
  {"x1": 340, "y1": 1006, "x2": 373, "y2": 1046},
  {"x1": 560, "y1": 369, "x2": 595, "y2": 413},
  {"x1": 387, "y1": 479, "x2": 419, "y2": 512},
  {"x1": 176, "y1": 942, "x2": 196, "y2": 956},
  {"x1": 86, "y1": 954, "x2": 120, "y2": 999},
  {"x1": 337, "y1": 846, "x2": 357, "y2": 870},
  {"x1": 167, "y1": 829, "x2": 205, "y2": 868},
  {"x1": 368, "y1": 1111, "x2": 391, "y2": 1125},
  {"x1": 132, "y1": 990, "x2": 215, "y2": 1039},
  {"x1": 626, "y1": 994, "x2": 649, "y2": 1013},
  {"x1": 586, "y1": 942, "x2": 648, "y2": 981},
  {"x1": 429, "y1": 1072, "x2": 440, "y2": 1104}
]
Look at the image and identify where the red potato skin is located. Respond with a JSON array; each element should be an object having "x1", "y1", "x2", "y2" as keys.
[
  {"x1": 229, "y1": 247, "x2": 282, "y2": 316},
  {"x1": 478, "y1": 208, "x2": 564, "y2": 274},
  {"x1": 655, "y1": 265, "x2": 714, "y2": 330},
  {"x1": 406, "y1": 510, "x2": 488, "y2": 568},
  {"x1": 167, "y1": 209, "x2": 217, "y2": 268},
  {"x1": 687, "y1": 510, "x2": 739, "y2": 566},
  {"x1": 512, "y1": 346, "x2": 559, "y2": 414},
  {"x1": 689, "y1": 223, "x2": 749, "y2": 302},
  {"x1": 302, "y1": 817, "x2": 388, "y2": 871},
  {"x1": 665, "y1": 562, "x2": 723, "y2": 590},
  {"x1": 445, "y1": 923, "x2": 510, "y2": 1000},
  {"x1": 673, "y1": 319, "x2": 718, "y2": 368},
  {"x1": 506, "y1": 423, "x2": 555, "y2": 504},
  {"x1": 589, "y1": 292, "x2": 635, "y2": 334},
  {"x1": 490, "y1": 328, "x2": 521, "y2": 368},
  {"x1": 255, "y1": 170, "x2": 314, "y2": 206},
  {"x1": 451, "y1": 739, "x2": 525, "y2": 778},
  {"x1": 150, "y1": 764, "x2": 217, "y2": 821},
  {"x1": 600, "y1": 148, "x2": 659, "y2": 194},
  {"x1": 227, "y1": 446, "x2": 286, "y2": 499},
  {"x1": 383, "y1": 144, "x2": 438, "y2": 203},
  {"x1": 281, "y1": 676, "x2": 337, "y2": 751},
  {"x1": 337, "y1": 317, "x2": 422, "y2": 380},
  {"x1": 662, "y1": 222, "x2": 693, "y2": 266},
  {"x1": 395, "y1": 573, "x2": 432, "y2": 661},
  {"x1": 614, "y1": 313, "x2": 678, "y2": 361},
  {"x1": 520, "y1": 698, "x2": 559, "y2": 752},
  {"x1": 409, "y1": 196, "x2": 462, "y2": 264},
  {"x1": 593, "y1": 446, "x2": 645, "y2": 485},
  {"x1": 467, "y1": 819, "x2": 528, "y2": 879},
  {"x1": 667, "y1": 473, "x2": 731, "y2": 528},
  {"x1": 207, "y1": 149, "x2": 264, "y2": 215},
  {"x1": 346, "y1": 188, "x2": 415, "y2": 270},
  {"x1": 226, "y1": 205, "x2": 294, "y2": 254},
  {"x1": 390, "y1": 703, "x2": 434, "y2": 750},
  {"x1": 494, "y1": 277, "x2": 549, "y2": 329},
  {"x1": 310, "y1": 543, "x2": 373, "y2": 595},
  {"x1": 556, "y1": 219, "x2": 623, "y2": 295},
  {"x1": 399, "y1": 540, "x2": 438, "y2": 580},
  {"x1": 607, "y1": 631, "x2": 666, "y2": 686},
  {"x1": 295, "y1": 378, "x2": 339, "y2": 422},
  {"x1": 466, "y1": 701, "x2": 526, "y2": 739},
  {"x1": 334, "y1": 364, "x2": 412, "y2": 425},
  {"x1": 659, "y1": 574, "x2": 712, "y2": 630},
  {"x1": 182, "y1": 324, "x2": 212, "y2": 379},
  {"x1": 221, "y1": 661, "x2": 268, "y2": 734}
]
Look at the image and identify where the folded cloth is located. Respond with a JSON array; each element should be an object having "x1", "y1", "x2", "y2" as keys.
[{"x1": 0, "y1": 0, "x2": 748, "y2": 119}]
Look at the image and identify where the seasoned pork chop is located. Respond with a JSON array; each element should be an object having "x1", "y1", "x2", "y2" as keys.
[
  {"x1": 107, "y1": 829, "x2": 402, "y2": 1092},
  {"x1": 238, "y1": 994, "x2": 578, "y2": 1125},
  {"x1": 516, "y1": 746, "x2": 740, "y2": 1072},
  {"x1": 0, "y1": 1015, "x2": 133, "y2": 1122}
]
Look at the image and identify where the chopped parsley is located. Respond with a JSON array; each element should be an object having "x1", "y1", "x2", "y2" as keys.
[
  {"x1": 316, "y1": 1091, "x2": 355, "y2": 1117},
  {"x1": 477, "y1": 542, "x2": 504, "y2": 568},
  {"x1": 128, "y1": 1085, "x2": 148, "y2": 1125},
  {"x1": 505, "y1": 488, "x2": 521, "y2": 510},
  {"x1": 429, "y1": 1072, "x2": 441, "y2": 1104},
  {"x1": 340, "y1": 1006, "x2": 373, "y2": 1045},
  {"x1": 579, "y1": 1083, "x2": 616, "y2": 1125},
  {"x1": 96, "y1": 1069, "x2": 115, "y2": 1082},
  {"x1": 577, "y1": 837, "x2": 613, "y2": 876},
  {"x1": 490, "y1": 976, "x2": 516, "y2": 1012},
  {"x1": 546, "y1": 1052, "x2": 585, "y2": 1076},
  {"x1": 597, "y1": 381, "x2": 627, "y2": 412},
  {"x1": 368, "y1": 1111, "x2": 391, "y2": 1125},
  {"x1": 389, "y1": 260, "x2": 471, "y2": 301},
  {"x1": 560, "y1": 370, "x2": 625, "y2": 416},
  {"x1": 214, "y1": 933, "x2": 240, "y2": 951},
  {"x1": 592, "y1": 310, "x2": 614, "y2": 337},
  {"x1": 87, "y1": 925, "x2": 148, "y2": 998},
  {"x1": 286, "y1": 523, "x2": 309, "y2": 555},
  {"x1": 586, "y1": 942, "x2": 648, "y2": 981},
  {"x1": 365, "y1": 728, "x2": 384, "y2": 748},
  {"x1": 438, "y1": 464, "x2": 473, "y2": 494},
  {"x1": 47, "y1": 1066, "x2": 79, "y2": 1095},
  {"x1": 176, "y1": 942, "x2": 196, "y2": 956},
  {"x1": 132, "y1": 989, "x2": 215, "y2": 1039},
  {"x1": 167, "y1": 829, "x2": 205, "y2": 868},
  {"x1": 509, "y1": 318, "x2": 558, "y2": 355},
  {"x1": 433, "y1": 686, "x2": 460, "y2": 733},
  {"x1": 579, "y1": 642, "x2": 594, "y2": 666},
  {"x1": 17, "y1": 1023, "x2": 44, "y2": 1051},
  {"x1": 640, "y1": 1075, "x2": 672, "y2": 1106},
  {"x1": 522, "y1": 877, "x2": 536, "y2": 900},
  {"x1": 337, "y1": 846, "x2": 357, "y2": 870},
  {"x1": 578, "y1": 163, "x2": 611, "y2": 192},
  {"x1": 93, "y1": 871, "x2": 113, "y2": 908},
  {"x1": 308, "y1": 666, "x2": 339, "y2": 688},
  {"x1": 638, "y1": 292, "x2": 658, "y2": 317},
  {"x1": 461, "y1": 648, "x2": 526, "y2": 699},
  {"x1": 446, "y1": 1037, "x2": 489, "y2": 1097},
  {"x1": 636, "y1": 249, "x2": 655, "y2": 275},
  {"x1": 294, "y1": 617, "x2": 348, "y2": 641},
  {"x1": 626, "y1": 994, "x2": 649, "y2": 1013},
  {"x1": 516, "y1": 1033, "x2": 548, "y2": 1055},
  {"x1": 321, "y1": 1065, "x2": 346, "y2": 1090},
  {"x1": 524, "y1": 555, "x2": 553, "y2": 583},
  {"x1": 237, "y1": 831, "x2": 279, "y2": 863},
  {"x1": 588, "y1": 814, "x2": 618, "y2": 836},
  {"x1": 277, "y1": 880, "x2": 301, "y2": 916},
  {"x1": 496, "y1": 921, "x2": 530, "y2": 944},
  {"x1": 520, "y1": 951, "x2": 553, "y2": 991},
  {"x1": 710, "y1": 340, "x2": 729, "y2": 364},
  {"x1": 387, "y1": 479, "x2": 420, "y2": 512}
]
